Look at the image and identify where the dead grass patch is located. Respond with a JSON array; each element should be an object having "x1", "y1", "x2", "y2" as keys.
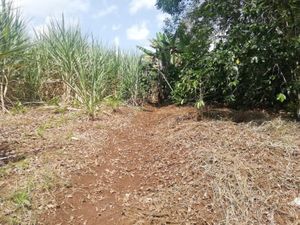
[
  {"x1": 126, "y1": 108, "x2": 299, "y2": 225},
  {"x1": 0, "y1": 106, "x2": 130, "y2": 224},
  {"x1": 1, "y1": 106, "x2": 299, "y2": 225}
]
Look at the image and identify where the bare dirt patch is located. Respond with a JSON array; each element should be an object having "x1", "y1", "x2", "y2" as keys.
[{"x1": 1, "y1": 105, "x2": 299, "y2": 225}]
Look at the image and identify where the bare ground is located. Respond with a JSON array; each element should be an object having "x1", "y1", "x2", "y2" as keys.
[{"x1": 0, "y1": 105, "x2": 299, "y2": 225}]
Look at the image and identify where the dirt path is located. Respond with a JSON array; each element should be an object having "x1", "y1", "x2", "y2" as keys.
[
  {"x1": 1, "y1": 105, "x2": 299, "y2": 224},
  {"x1": 38, "y1": 105, "x2": 300, "y2": 225},
  {"x1": 41, "y1": 106, "x2": 187, "y2": 225}
]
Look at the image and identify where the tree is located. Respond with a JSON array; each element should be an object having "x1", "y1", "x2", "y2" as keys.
[
  {"x1": 138, "y1": 32, "x2": 180, "y2": 103},
  {"x1": 155, "y1": 0, "x2": 300, "y2": 117}
]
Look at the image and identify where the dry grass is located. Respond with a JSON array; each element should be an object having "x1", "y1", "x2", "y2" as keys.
[
  {"x1": 126, "y1": 109, "x2": 300, "y2": 225},
  {"x1": 0, "y1": 105, "x2": 130, "y2": 224},
  {"x1": 0, "y1": 106, "x2": 299, "y2": 225}
]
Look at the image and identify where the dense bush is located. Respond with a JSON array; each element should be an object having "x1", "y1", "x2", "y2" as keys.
[{"x1": 148, "y1": 0, "x2": 300, "y2": 117}]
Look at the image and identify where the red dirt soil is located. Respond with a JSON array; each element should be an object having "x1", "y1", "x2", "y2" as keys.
[
  {"x1": 40, "y1": 106, "x2": 299, "y2": 225},
  {"x1": 40, "y1": 106, "x2": 188, "y2": 225},
  {"x1": 40, "y1": 106, "x2": 202, "y2": 225},
  {"x1": 1, "y1": 105, "x2": 299, "y2": 225}
]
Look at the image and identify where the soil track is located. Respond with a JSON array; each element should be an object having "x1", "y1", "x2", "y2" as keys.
[
  {"x1": 1, "y1": 105, "x2": 299, "y2": 225},
  {"x1": 41, "y1": 106, "x2": 195, "y2": 225},
  {"x1": 41, "y1": 106, "x2": 299, "y2": 225}
]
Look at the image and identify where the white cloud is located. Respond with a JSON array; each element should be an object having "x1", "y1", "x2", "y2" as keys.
[
  {"x1": 112, "y1": 24, "x2": 121, "y2": 31},
  {"x1": 14, "y1": 0, "x2": 87, "y2": 37},
  {"x1": 93, "y1": 5, "x2": 118, "y2": 18},
  {"x1": 15, "y1": 0, "x2": 90, "y2": 18},
  {"x1": 32, "y1": 16, "x2": 79, "y2": 36},
  {"x1": 126, "y1": 22, "x2": 150, "y2": 41},
  {"x1": 156, "y1": 13, "x2": 171, "y2": 28},
  {"x1": 129, "y1": 0, "x2": 156, "y2": 14}
]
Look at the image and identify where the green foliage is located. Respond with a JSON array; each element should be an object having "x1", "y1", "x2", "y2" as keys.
[
  {"x1": 103, "y1": 96, "x2": 121, "y2": 110},
  {"x1": 156, "y1": 0, "x2": 183, "y2": 15},
  {"x1": 34, "y1": 17, "x2": 147, "y2": 118},
  {"x1": 36, "y1": 121, "x2": 51, "y2": 138},
  {"x1": 11, "y1": 190, "x2": 31, "y2": 208},
  {"x1": 47, "y1": 96, "x2": 60, "y2": 106},
  {"x1": 117, "y1": 52, "x2": 146, "y2": 104},
  {"x1": 0, "y1": 2, "x2": 147, "y2": 117},
  {"x1": 154, "y1": 0, "x2": 300, "y2": 116},
  {"x1": 0, "y1": 0, "x2": 29, "y2": 112},
  {"x1": 1, "y1": 0, "x2": 299, "y2": 117},
  {"x1": 138, "y1": 32, "x2": 180, "y2": 102},
  {"x1": 277, "y1": 93, "x2": 287, "y2": 103},
  {"x1": 11, "y1": 101, "x2": 26, "y2": 114}
]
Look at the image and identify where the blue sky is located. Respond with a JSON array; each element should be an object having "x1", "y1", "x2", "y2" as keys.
[{"x1": 14, "y1": 0, "x2": 170, "y2": 50}]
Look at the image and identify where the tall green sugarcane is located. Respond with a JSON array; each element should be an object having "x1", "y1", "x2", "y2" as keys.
[{"x1": 0, "y1": 0, "x2": 28, "y2": 112}]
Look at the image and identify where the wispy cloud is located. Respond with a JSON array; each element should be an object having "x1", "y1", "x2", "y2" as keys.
[
  {"x1": 129, "y1": 0, "x2": 156, "y2": 14},
  {"x1": 15, "y1": 0, "x2": 90, "y2": 18},
  {"x1": 93, "y1": 5, "x2": 118, "y2": 18},
  {"x1": 126, "y1": 22, "x2": 150, "y2": 41},
  {"x1": 32, "y1": 16, "x2": 80, "y2": 36},
  {"x1": 13, "y1": 0, "x2": 162, "y2": 49}
]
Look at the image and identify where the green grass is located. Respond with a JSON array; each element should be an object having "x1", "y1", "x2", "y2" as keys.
[
  {"x1": 36, "y1": 122, "x2": 52, "y2": 138},
  {"x1": 47, "y1": 97, "x2": 61, "y2": 106},
  {"x1": 103, "y1": 96, "x2": 122, "y2": 111},
  {"x1": 14, "y1": 159, "x2": 30, "y2": 170},
  {"x1": 35, "y1": 113, "x2": 72, "y2": 138},
  {"x1": 11, "y1": 190, "x2": 31, "y2": 209},
  {"x1": 32, "y1": 16, "x2": 146, "y2": 119},
  {"x1": 53, "y1": 106, "x2": 68, "y2": 114},
  {"x1": 11, "y1": 102, "x2": 27, "y2": 115}
]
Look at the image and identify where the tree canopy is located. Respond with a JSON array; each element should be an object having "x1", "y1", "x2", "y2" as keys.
[{"x1": 144, "y1": 0, "x2": 300, "y2": 117}]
